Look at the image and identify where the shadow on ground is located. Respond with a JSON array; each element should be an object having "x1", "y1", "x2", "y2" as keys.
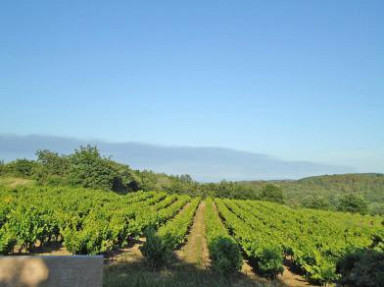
[{"x1": 104, "y1": 250, "x2": 297, "y2": 287}]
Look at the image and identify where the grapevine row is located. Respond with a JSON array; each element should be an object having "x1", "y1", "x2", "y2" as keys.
[
  {"x1": 218, "y1": 198, "x2": 383, "y2": 284},
  {"x1": 204, "y1": 198, "x2": 242, "y2": 274},
  {"x1": 157, "y1": 198, "x2": 200, "y2": 249},
  {"x1": 214, "y1": 198, "x2": 284, "y2": 279},
  {"x1": 0, "y1": 186, "x2": 190, "y2": 255}
]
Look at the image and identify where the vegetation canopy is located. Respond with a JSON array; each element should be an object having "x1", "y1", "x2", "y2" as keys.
[{"x1": 0, "y1": 146, "x2": 383, "y2": 286}]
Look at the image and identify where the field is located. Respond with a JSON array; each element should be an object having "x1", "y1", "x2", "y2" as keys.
[{"x1": 0, "y1": 185, "x2": 383, "y2": 286}]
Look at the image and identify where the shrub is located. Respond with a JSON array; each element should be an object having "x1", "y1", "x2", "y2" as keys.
[
  {"x1": 69, "y1": 145, "x2": 140, "y2": 192},
  {"x1": 260, "y1": 184, "x2": 284, "y2": 204},
  {"x1": 0, "y1": 227, "x2": 17, "y2": 254},
  {"x1": 4, "y1": 159, "x2": 37, "y2": 178},
  {"x1": 252, "y1": 246, "x2": 284, "y2": 279},
  {"x1": 209, "y1": 236, "x2": 242, "y2": 275},
  {"x1": 337, "y1": 194, "x2": 368, "y2": 214},
  {"x1": 205, "y1": 199, "x2": 242, "y2": 275},
  {"x1": 63, "y1": 210, "x2": 114, "y2": 255},
  {"x1": 63, "y1": 225, "x2": 114, "y2": 255},
  {"x1": 0, "y1": 160, "x2": 4, "y2": 176},
  {"x1": 337, "y1": 249, "x2": 384, "y2": 286},
  {"x1": 35, "y1": 150, "x2": 70, "y2": 183},
  {"x1": 140, "y1": 228, "x2": 170, "y2": 269},
  {"x1": 370, "y1": 229, "x2": 384, "y2": 251},
  {"x1": 303, "y1": 250, "x2": 338, "y2": 285}
]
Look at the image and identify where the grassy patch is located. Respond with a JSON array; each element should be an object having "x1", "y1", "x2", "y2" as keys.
[
  {"x1": 0, "y1": 176, "x2": 35, "y2": 188},
  {"x1": 103, "y1": 256, "x2": 267, "y2": 287}
]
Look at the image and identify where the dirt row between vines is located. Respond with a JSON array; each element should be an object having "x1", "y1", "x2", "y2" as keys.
[
  {"x1": 176, "y1": 201, "x2": 210, "y2": 268},
  {"x1": 103, "y1": 200, "x2": 315, "y2": 286},
  {"x1": 31, "y1": 199, "x2": 316, "y2": 286},
  {"x1": 211, "y1": 201, "x2": 315, "y2": 287}
]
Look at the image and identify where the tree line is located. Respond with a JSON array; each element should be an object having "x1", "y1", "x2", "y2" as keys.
[{"x1": 0, "y1": 145, "x2": 380, "y2": 215}]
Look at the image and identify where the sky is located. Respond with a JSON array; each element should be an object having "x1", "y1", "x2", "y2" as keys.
[{"x1": 0, "y1": 0, "x2": 383, "y2": 173}]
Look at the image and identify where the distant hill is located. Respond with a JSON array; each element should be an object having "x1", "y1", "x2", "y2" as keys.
[{"x1": 239, "y1": 173, "x2": 384, "y2": 212}]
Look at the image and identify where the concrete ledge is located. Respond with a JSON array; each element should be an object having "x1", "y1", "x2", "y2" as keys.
[{"x1": 0, "y1": 256, "x2": 103, "y2": 287}]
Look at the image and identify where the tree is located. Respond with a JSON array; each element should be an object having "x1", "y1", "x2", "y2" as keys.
[
  {"x1": 368, "y1": 203, "x2": 384, "y2": 216},
  {"x1": 36, "y1": 149, "x2": 70, "y2": 175},
  {"x1": 69, "y1": 145, "x2": 117, "y2": 190},
  {"x1": 136, "y1": 170, "x2": 158, "y2": 191},
  {"x1": 4, "y1": 159, "x2": 37, "y2": 178},
  {"x1": 337, "y1": 194, "x2": 368, "y2": 214},
  {"x1": 254, "y1": 246, "x2": 284, "y2": 280},
  {"x1": 0, "y1": 160, "x2": 4, "y2": 176},
  {"x1": 140, "y1": 228, "x2": 170, "y2": 269},
  {"x1": 337, "y1": 249, "x2": 384, "y2": 286},
  {"x1": 35, "y1": 149, "x2": 70, "y2": 184},
  {"x1": 107, "y1": 160, "x2": 141, "y2": 192},
  {"x1": 69, "y1": 145, "x2": 140, "y2": 192},
  {"x1": 178, "y1": 174, "x2": 193, "y2": 183},
  {"x1": 260, "y1": 184, "x2": 284, "y2": 204},
  {"x1": 302, "y1": 195, "x2": 330, "y2": 210}
]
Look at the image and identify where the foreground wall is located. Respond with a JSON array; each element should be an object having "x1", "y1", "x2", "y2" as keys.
[{"x1": 0, "y1": 256, "x2": 103, "y2": 287}]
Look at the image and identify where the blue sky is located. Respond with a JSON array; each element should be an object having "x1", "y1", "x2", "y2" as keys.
[{"x1": 1, "y1": 0, "x2": 383, "y2": 172}]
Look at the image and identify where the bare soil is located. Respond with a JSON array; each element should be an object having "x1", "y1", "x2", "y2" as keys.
[
  {"x1": 176, "y1": 201, "x2": 210, "y2": 269},
  {"x1": 104, "y1": 239, "x2": 145, "y2": 265},
  {"x1": 12, "y1": 242, "x2": 70, "y2": 256},
  {"x1": 9, "y1": 198, "x2": 318, "y2": 287},
  {"x1": 278, "y1": 266, "x2": 316, "y2": 287}
]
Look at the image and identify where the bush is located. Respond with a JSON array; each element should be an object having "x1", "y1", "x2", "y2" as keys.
[
  {"x1": 0, "y1": 227, "x2": 17, "y2": 254},
  {"x1": 209, "y1": 236, "x2": 242, "y2": 275},
  {"x1": 35, "y1": 149, "x2": 70, "y2": 184},
  {"x1": 368, "y1": 202, "x2": 384, "y2": 216},
  {"x1": 140, "y1": 228, "x2": 170, "y2": 269},
  {"x1": 63, "y1": 225, "x2": 114, "y2": 255},
  {"x1": 303, "y1": 250, "x2": 338, "y2": 285},
  {"x1": 337, "y1": 194, "x2": 368, "y2": 214},
  {"x1": 69, "y1": 145, "x2": 140, "y2": 192},
  {"x1": 63, "y1": 210, "x2": 114, "y2": 255},
  {"x1": 337, "y1": 249, "x2": 384, "y2": 286},
  {"x1": 4, "y1": 159, "x2": 37, "y2": 178},
  {"x1": 205, "y1": 199, "x2": 242, "y2": 275},
  {"x1": 252, "y1": 246, "x2": 284, "y2": 279},
  {"x1": 260, "y1": 184, "x2": 284, "y2": 204},
  {"x1": 0, "y1": 160, "x2": 4, "y2": 176},
  {"x1": 302, "y1": 195, "x2": 330, "y2": 210}
]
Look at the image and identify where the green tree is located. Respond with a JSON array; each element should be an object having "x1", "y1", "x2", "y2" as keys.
[
  {"x1": 302, "y1": 195, "x2": 330, "y2": 210},
  {"x1": 254, "y1": 246, "x2": 284, "y2": 280},
  {"x1": 0, "y1": 160, "x2": 4, "y2": 176},
  {"x1": 260, "y1": 184, "x2": 284, "y2": 204},
  {"x1": 107, "y1": 160, "x2": 141, "y2": 192},
  {"x1": 178, "y1": 174, "x2": 193, "y2": 183},
  {"x1": 137, "y1": 170, "x2": 159, "y2": 191},
  {"x1": 4, "y1": 159, "x2": 37, "y2": 178},
  {"x1": 368, "y1": 202, "x2": 384, "y2": 216},
  {"x1": 337, "y1": 249, "x2": 384, "y2": 286},
  {"x1": 36, "y1": 149, "x2": 70, "y2": 175},
  {"x1": 140, "y1": 228, "x2": 170, "y2": 269},
  {"x1": 69, "y1": 145, "x2": 139, "y2": 192},
  {"x1": 337, "y1": 194, "x2": 368, "y2": 214},
  {"x1": 69, "y1": 145, "x2": 113, "y2": 190},
  {"x1": 35, "y1": 149, "x2": 70, "y2": 184}
]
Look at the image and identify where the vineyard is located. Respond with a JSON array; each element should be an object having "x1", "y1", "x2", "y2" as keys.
[
  {"x1": 0, "y1": 186, "x2": 193, "y2": 255},
  {"x1": 0, "y1": 185, "x2": 383, "y2": 286},
  {"x1": 215, "y1": 198, "x2": 383, "y2": 284}
]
